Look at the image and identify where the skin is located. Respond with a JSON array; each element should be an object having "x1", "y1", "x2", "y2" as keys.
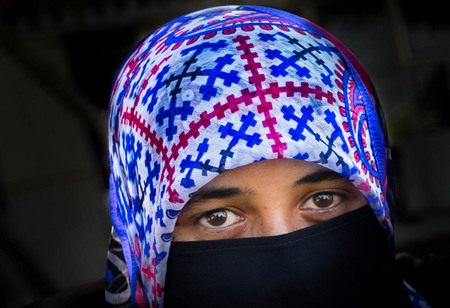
[{"x1": 173, "y1": 159, "x2": 367, "y2": 241}]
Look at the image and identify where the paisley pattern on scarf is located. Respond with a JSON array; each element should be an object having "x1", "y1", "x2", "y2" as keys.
[{"x1": 107, "y1": 5, "x2": 427, "y2": 307}]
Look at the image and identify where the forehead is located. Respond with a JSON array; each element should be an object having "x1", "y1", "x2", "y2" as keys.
[{"x1": 196, "y1": 159, "x2": 340, "y2": 189}]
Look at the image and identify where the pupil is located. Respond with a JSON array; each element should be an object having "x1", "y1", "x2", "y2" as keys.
[
  {"x1": 206, "y1": 211, "x2": 227, "y2": 226},
  {"x1": 314, "y1": 194, "x2": 333, "y2": 207}
]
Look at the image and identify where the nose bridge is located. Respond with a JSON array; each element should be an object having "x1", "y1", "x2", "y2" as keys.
[{"x1": 256, "y1": 206, "x2": 295, "y2": 237}]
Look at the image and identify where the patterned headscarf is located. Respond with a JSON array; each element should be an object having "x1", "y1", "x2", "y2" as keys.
[{"x1": 106, "y1": 5, "x2": 425, "y2": 307}]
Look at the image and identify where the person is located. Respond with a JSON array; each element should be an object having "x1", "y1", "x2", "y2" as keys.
[{"x1": 105, "y1": 5, "x2": 430, "y2": 307}]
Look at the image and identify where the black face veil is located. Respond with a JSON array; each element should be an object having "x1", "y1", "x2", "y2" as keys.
[{"x1": 165, "y1": 205, "x2": 412, "y2": 307}]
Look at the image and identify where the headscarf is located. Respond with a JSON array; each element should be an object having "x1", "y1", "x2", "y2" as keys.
[{"x1": 106, "y1": 5, "x2": 426, "y2": 307}]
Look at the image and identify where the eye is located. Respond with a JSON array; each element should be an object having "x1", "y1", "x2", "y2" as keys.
[
  {"x1": 304, "y1": 192, "x2": 343, "y2": 210},
  {"x1": 198, "y1": 209, "x2": 243, "y2": 229}
]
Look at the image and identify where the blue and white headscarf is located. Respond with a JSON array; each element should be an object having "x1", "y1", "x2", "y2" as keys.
[{"x1": 106, "y1": 5, "x2": 427, "y2": 307}]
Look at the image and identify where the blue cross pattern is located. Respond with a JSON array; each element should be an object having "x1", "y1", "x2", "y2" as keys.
[
  {"x1": 179, "y1": 41, "x2": 230, "y2": 100},
  {"x1": 316, "y1": 136, "x2": 337, "y2": 165},
  {"x1": 266, "y1": 32, "x2": 335, "y2": 88},
  {"x1": 314, "y1": 136, "x2": 357, "y2": 179},
  {"x1": 281, "y1": 104, "x2": 356, "y2": 178},
  {"x1": 116, "y1": 176, "x2": 135, "y2": 223},
  {"x1": 218, "y1": 112, "x2": 263, "y2": 148},
  {"x1": 179, "y1": 112, "x2": 263, "y2": 188},
  {"x1": 156, "y1": 99, "x2": 194, "y2": 141},
  {"x1": 181, "y1": 42, "x2": 241, "y2": 101},
  {"x1": 142, "y1": 65, "x2": 170, "y2": 113},
  {"x1": 155, "y1": 40, "x2": 243, "y2": 140},
  {"x1": 316, "y1": 137, "x2": 350, "y2": 179},
  {"x1": 123, "y1": 133, "x2": 142, "y2": 182},
  {"x1": 164, "y1": 55, "x2": 203, "y2": 99},
  {"x1": 201, "y1": 149, "x2": 234, "y2": 174},
  {"x1": 130, "y1": 59, "x2": 150, "y2": 100},
  {"x1": 199, "y1": 53, "x2": 240, "y2": 101},
  {"x1": 155, "y1": 203, "x2": 166, "y2": 228},
  {"x1": 144, "y1": 151, "x2": 161, "y2": 203},
  {"x1": 154, "y1": 245, "x2": 168, "y2": 265},
  {"x1": 292, "y1": 40, "x2": 335, "y2": 88},
  {"x1": 265, "y1": 48, "x2": 311, "y2": 78},
  {"x1": 258, "y1": 32, "x2": 277, "y2": 42},
  {"x1": 324, "y1": 109, "x2": 349, "y2": 153},
  {"x1": 281, "y1": 104, "x2": 314, "y2": 141},
  {"x1": 202, "y1": 112, "x2": 262, "y2": 172},
  {"x1": 180, "y1": 138, "x2": 210, "y2": 188}
]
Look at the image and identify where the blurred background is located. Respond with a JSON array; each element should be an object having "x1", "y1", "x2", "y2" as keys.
[{"x1": 0, "y1": 0, "x2": 449, "y2": 306}]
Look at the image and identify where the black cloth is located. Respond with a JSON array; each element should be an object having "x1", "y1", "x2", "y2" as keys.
[{"x1": 165, "y1": 205, "x2": 412, "y2": 308}]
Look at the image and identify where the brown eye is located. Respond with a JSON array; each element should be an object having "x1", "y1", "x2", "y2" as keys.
[
  {"x1": 313, "y1": 193, "x2": 334, "y2": 208},
  {"x1": 198, "y1": 209, "x2": 243, "y2": 229},
  {"x1": 303, "y1": 192, "x2": 343, "y2": 210},
  {"x1": 205, "y1": 210, "x2": 227, "y2": 226}
]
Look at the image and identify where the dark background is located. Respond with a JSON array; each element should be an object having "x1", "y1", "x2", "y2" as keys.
[{"x1": 0, "y1": 0, "x2": 449, "y2": 307}]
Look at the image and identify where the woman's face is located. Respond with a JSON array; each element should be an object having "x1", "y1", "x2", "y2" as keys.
[{"x1": 173, "y1": 159, "x2": 367, "y2": 241}]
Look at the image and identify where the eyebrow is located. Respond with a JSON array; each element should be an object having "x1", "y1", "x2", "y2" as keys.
[
  {"x1": 293, "y1": 169, "x2": 344, "y2": 187},
  {"x1": 186, "y1": 169, "x2": 345, "y2": 206},
  {"x1": 186, "y1": 187, "x2": 246, "y2": 206}
]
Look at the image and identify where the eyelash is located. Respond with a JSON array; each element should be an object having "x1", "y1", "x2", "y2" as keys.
[
  {"x1": 193, "y1": 190, "x2": 349, "y2": 231},
  {"x1": 301, "y1": 190, "x2": 346, "y2": 211},
  {"x1": 195, "y1": 208, "x2": 243, "y2": 230}
]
